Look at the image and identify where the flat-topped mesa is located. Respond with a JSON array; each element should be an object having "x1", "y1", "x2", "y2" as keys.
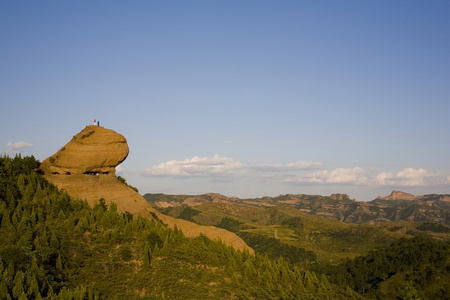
[
  {"x1": 377, "y1": 190, "x2": 416, "y2": 201},
  {"x1": 39, "y1": 125, "x2": 129, "y2": 177}
]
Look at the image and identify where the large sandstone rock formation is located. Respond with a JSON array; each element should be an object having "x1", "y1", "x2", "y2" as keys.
[
  {"x1": 39, "y1": 126, "x2": 253, "y2": 253},
  {"x1": 39, "y1": 125, "x2": 129, "y2": 176}
]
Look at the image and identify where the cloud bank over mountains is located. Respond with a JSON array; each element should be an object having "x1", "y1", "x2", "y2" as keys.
[
  {"x1": 143, "y1": 155, "x2": 323, "y2": 178},
  {"x1": 142, "y1": 155, "x2": 450, "y2": 188}
]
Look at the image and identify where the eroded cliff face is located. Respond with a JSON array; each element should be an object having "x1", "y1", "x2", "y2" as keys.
[
  {"x1": 39, "y1": 126, "x2": 253, "y2": 253},
  {"x1": 376, "y1": 190, "x2": 416, "y2": 201}
]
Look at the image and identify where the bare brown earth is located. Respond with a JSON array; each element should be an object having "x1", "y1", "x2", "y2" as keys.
[{"x1": 40, "y1": 126, "x2": 253, "y2": 253}]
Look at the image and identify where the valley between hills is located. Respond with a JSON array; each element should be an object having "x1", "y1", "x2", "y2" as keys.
[{"x1": 145, "y1": 191, "x2": 450, "y2": 263}]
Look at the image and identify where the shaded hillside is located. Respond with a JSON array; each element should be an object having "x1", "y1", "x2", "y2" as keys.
[
  {"x1": 155, "y1": 202, "x2": 407, "y2": 264},
  {"x1": 144, "y1": 191, "x2": 450, "y2": 225},
  {"x1": 314, "y1": 237, "x2": 450, "y2": 299}
]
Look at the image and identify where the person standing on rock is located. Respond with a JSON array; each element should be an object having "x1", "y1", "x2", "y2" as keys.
[
  {"x1": 94, "y1": 119, "x2": 96, "y2": 125},
  {"x1": 98, "y1": 121, "x2": 100, "y2": 126}
]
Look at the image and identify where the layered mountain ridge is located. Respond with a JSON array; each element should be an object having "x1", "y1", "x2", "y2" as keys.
[{"x1": 145, "y1": 190, "x2": 450, "y2": 225}]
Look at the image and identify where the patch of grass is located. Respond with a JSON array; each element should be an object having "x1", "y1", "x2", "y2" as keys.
[{"x1": 81, "y1": 130, "x2": 95, "y2": 139}]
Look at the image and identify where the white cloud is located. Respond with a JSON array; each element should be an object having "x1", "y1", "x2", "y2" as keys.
[
  {"x1": 143, "y1": 154, "x2": 246, "y2": 177},
  {"x1": 252, "y1": 161, "x2": 324, "y2": 172},
  {"x1": 116, "y1": 165, "x2": 124, "y2": 174},
  {"x1": 6, "y1": 141, "x2": 33, "y2": 153},
  {"x1": 285, "y1": 167, "x2": 450, "y2": 187},
  {"x1": 141, "y1": 155, "x2": 450, "y2": 188},
  {"x1": 285, "y1": 167, "x2": 370, "y2": 185},
  {"x1": 376, "y1": 168, "x2": 450, "y2": 187},
  {"x1": 143, "y1": 155, "x2": 323, "y2": 179}
]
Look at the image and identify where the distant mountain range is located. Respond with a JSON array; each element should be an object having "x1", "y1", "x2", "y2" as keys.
[{"x1": 144, "y1": 190, "x2": 450, "y2": 225}]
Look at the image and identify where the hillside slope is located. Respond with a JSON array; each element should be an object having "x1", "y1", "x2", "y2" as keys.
[
  {"x1": 155, "y1": 201, "x2": 409, "y2": 263},
  {"x1": 39, "y1": 126, "x2": 252, "y2": 253}
]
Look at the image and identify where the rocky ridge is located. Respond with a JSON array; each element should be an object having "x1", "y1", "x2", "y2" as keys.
[
  {"x1": 39, "y1": 126, "x2": 252, "y2": 253},
  {"x1": 145, "y1": 191, "x2": 450, "y2": 225},
  {"x1": 375, "y1": 190, "x2": 416, "y2": 201}
]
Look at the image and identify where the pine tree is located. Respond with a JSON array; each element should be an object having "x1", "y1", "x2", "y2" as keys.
[
  {"x1": 2, "y1": 268, "x2": 13, "y2": 290},
  {"x1": 58, "y1": 210, "x2": 66, "y2": 220},
  {"x1": 26, "y1": 274, "x2": 40, "y2": 298},
  {"x1": 16, "y1": 226, "x2": 33, "y2": 251},
  {"x1": 12, "y1": 271, "x2": 25, "y2": 299},
  {"x1": 6, "y1": 262, "x2": 15, "y2": 285},
  {"x1": 66, "y1": 214, "x2": 75, "y2": 231},
  {"x1": 0, "y1": 281, "x2": 11, "y2": 300},
  {"x1": 225, "y1": 258, "x2": 236, "y2": 277},
  {"x1": 279, "y1": 266, "x2": 289, "y2": 287},
  {"x1": 76, "y1": 216, "x2": 90, "y2": 233},
  {"x1": 109, "y1": 202, "x2": 117, "y2": 214},
  {"x1": 46, "y1": 284, "x2": 54, "y2": 299},
  {"x1": 231, "y1": 273, "x2": 239, "y2": 285},
  {"x1": 50, "y1": 234, "x2": 60, "y2": 249},
  {"x1": 294, "y1": 276, "x2": 305, "y2": 291},
  {"x1": 34, "y1": 184, "x2": 46, "y2": 203},
  {"x1": 29, "y1": 256, "x2": 41, "y2": 279},
  {"x1": 100, "y1": 212, "x2": 111, "y2": 228},
  {"x1": 17, "y1": 174, "x2": 26, "y2": 192},
  {"x1": 123, "y1": 223, "x2": 132, "y2": 236},
  {"x1": 18, "y1": 291, "x2": 28, "y2": 300},
  {"x1": 143, "y1": 244, "x2": 151, "y2": 268},
  {"x1": 6, "y1": 192, "x2": 16, "y2": 211},
  {"x1": 160, "y1": 235, "x2": 169, "y2": 255},
  {"x1": 56, "y1": 254, "x2": 63, "y2": 271},
  {"x1": 263, "y1": 268, "x2": 272, "y2": 283},
  {"x1": 23, "y1": 183, "x2": 34, "y2": 202},
  {"x1": 153, "y1": 244, "x2": 160, "y2": 257},
  {"x1": 11, "y1": 212, "x2": 19, "y2": 229},
  {"x1": 1, "y1": 210, "x2": 12, "y2": 229}
]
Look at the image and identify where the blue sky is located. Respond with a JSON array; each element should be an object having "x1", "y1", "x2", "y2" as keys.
[{"x1": 1, "y1": 1, "x2": 449, "y2": 201}]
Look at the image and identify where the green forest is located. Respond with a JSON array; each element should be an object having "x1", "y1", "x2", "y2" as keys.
[{"x1": 0, "y1": 155, "x2": 449, "y2": 299}]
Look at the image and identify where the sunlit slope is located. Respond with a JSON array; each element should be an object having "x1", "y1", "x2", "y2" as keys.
[{"x1": 40, "y1": 126, "x2": 253, "y2": 253}]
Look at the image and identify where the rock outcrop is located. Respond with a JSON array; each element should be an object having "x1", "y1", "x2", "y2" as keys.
[
  {"x1": 39, "y1": 126, "x2": 253, "y2": 253},
  {"x1": 39, "y1": 125, "x2": 129, "y2": 176},
  {"x1": 376, "y1": 190, "x2": 416, "y2": 201},
  {"x1": 330, "y1": 193, "x2": 351, "y2": 201}
]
